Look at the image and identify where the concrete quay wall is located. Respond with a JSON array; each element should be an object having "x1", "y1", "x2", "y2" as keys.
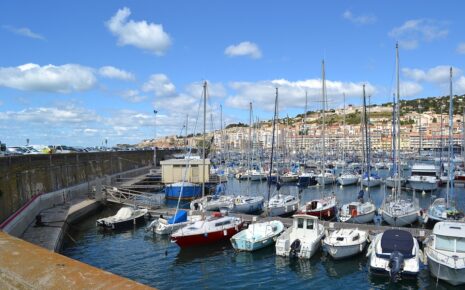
[{"x1": 0, "y1": 151, "x2": 155, "y2": 225}]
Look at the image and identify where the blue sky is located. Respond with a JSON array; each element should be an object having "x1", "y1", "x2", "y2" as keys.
[{"x1": 1, "y1": 1, "x2": 465, "y2": 146}]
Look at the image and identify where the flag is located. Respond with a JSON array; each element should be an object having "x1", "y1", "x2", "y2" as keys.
[{"x1": 153, "y1": 109, "x2": 158, "y2": 114}]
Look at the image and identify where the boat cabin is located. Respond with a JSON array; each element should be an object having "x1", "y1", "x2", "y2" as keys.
[
  {"x1": 161, "y1": 158, "x2": 210, "y2": 184},
  {"x1": 411, "y1": 164, "x2": 439, "y2": 177},
  {"x1": 433, "y1": 222, "x2": 465, "y2": 253},
  {"x1": 292, "y1": 214, "x2": 320, "y2": 235}
]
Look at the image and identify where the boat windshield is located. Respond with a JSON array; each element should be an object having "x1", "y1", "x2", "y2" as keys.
[
  {"x1": 436, "y1": 235, "x2": 465, "y2": 253},
  {"x1": 411, "y1": 171, "x2": 436, "y2": 177}
]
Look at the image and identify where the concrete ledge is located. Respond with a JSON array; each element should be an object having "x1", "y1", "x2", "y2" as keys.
[{"x1": 0, "y1": 232, "x2": 153, "y2": 289}]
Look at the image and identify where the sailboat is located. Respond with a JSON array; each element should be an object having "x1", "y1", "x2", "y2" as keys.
[
  {"x1": 425, "y1": 68, "x2": 463, "y2": 225},
  {"x1": 337, "y1": 93, "x2": 360, "y2": 186},
  {"x1": 360, "y1": 94, "x2": 381, "y2": 188},
  {"x1": 379, "y1": 43, "x2": 420, "y2": 227},
  {"x1": 301, "y1": 60, "x2": 337, "y2": 220},
  {"x1": 266, "y1": 88, "x2": 300, "y2": 217},
  {"x1": 339, "y1": 85, "x2": 376, "y2": 224}
]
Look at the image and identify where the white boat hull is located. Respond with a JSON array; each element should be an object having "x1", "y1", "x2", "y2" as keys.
[
  {"x1": 324, "y1": 242, "x2": 366, "y2": 260},
  {"x1": 268, "y1": 202, "x2": 299, "y2": 217},
  {"x1": 361, "y1": 179, "x2": 381, "y2": 187},
  {"x1": 427, "y1": 255, "x2": 465, "y2": 286},
  {"x1": 316, "y1": 176, "x2": 334, "y2": 185},
  {"x1": 340, "y1": 210, "x2": 375, "y2": 224},
  {"x1": 336, "y1": 176, "x2": 359, "y2": 186},
  {"x1": 408, "y1": 179, "x2": 438, "y2": 191},
  {"x1": 381, "y1": 210, "x2": 418, "y2": 227}
]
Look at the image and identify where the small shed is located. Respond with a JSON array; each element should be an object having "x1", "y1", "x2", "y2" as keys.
[{"x1": 160, "y1": 158, "x2": 210, "y2": 184}]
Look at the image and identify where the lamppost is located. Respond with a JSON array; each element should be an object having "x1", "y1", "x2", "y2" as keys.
[{"x1": 153, "y1": 109, "x2": 158, "y2": 166}]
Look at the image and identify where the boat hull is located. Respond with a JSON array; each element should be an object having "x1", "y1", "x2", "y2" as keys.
[
  {"x1": 427, "y1": 257, "x2": 465, "y2": 286},
  {"x1": 305, "y1": 206, "x2": 337, "y2": 221},
  {"x1": 268, "y1": 202, "x2": 299, "y2": 217},
  {"x1": 340, "y1": 210, "x2": 375, "y2": 224},
  {"x1": 381, "y1": 210, "x2": 418, "y2": 227},
  {"x1": 336, "y1": 176, "x2": 358, "y2": 186},
  {"x1": 408, "y1": 180, "x2": 438, "y2": 191},
  {"x1": 97, "y1": 214, "x2": 146, "y2": 230},
  {"x1": 324, "y1": 242, "x2": 366, "y2": 260},
  {"x1": 172, "y1": 223, "x2": 244, "y2": 247},
  {"x1": 165, "y1": 184, "x2": 202, "y2": 200},
  {"x1": 297, "y1": 176, "x2": 317, "y2": 187},
  {"x1": 361, "y1": 179, "x2": 381, "y2": 187}
]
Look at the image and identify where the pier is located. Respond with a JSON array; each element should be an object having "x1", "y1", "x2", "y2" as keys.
[{"x1": 147, "y1": 207, "x2": 432, "y2": 240}]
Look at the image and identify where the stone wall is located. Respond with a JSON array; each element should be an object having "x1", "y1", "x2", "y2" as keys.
[{"x1": 0, "y1": 151, "x2": 154, "y2": 224}]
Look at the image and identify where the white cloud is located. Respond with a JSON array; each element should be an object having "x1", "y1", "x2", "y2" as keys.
[
  {"x1": 389, "y1": 19, "x2": 448, "y2": 50},
  {"x1": 0, "y1": 107, "x2": 100, "y2": 123},
  {"x1": 403, "y1": 65, "x2": 461, "y2": 84},
  {"x1": 457, "y1": 43, "x2": 465, "y2": 54},
  {"x1": 120, "y1": 89, "x2": 148, "y2": 103},
  {"x1": 455, "y1": 76, "x2": 465, "y2": 94},
  {"x1": 225, "y1": 41, "x2": 262, "y2": 59},
  {"x1": 0, "y1": 63, "x2": 96, "y2": 93},
  {"x1": 99, "y1": 66, "x2": 135, "y2": 81},
  {"x1": 226, "y1": 78, "x2": 376, "y2": 111},
  {"x1": 106, "y1": 7, "x2": 171, "y2": 55},
  {"x1": 3, "y1": 25, "x2": 45, "y2": 40},
  {"x1": 342, "y1": 10, "x2": 377, "y2": 25},
  {"x1": 400, "y1": 81, "x2": 423, "y2": 97},
  {"x1": 142, "y1": 74, "x2": 176, "y2": 97}
]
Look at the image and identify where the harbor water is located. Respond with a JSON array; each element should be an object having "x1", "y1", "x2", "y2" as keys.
[{"x1": 62, "y1": 174, "x2": 464, "y2": 290}]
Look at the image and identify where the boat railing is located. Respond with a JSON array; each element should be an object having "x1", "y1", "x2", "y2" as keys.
[{"x1": 426, "y1": 246, "x2": 465, "y2": 268}]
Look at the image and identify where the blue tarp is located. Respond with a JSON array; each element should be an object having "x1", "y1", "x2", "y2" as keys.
[{"x1": 168, "y1": 210, "x2": 188, "y2": 224}]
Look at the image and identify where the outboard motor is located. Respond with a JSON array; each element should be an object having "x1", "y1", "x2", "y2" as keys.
[
  {"x1": 289, "y1": 239, "x2": 301, "y2": 258},
  {"x1": 388, "y1": 251, "x2": 404, "y2": 282}
]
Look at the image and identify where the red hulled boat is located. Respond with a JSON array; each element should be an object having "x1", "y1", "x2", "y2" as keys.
[
  {"x1": 299, "y1": 195, "x2": 337, "y2": 220},
  {"x1": 171, "y1": 213, "x2": 244, "y2": 247}
]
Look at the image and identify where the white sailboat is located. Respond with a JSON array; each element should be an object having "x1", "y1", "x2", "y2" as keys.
[
  {"x1": 426, "y1": 68, "x2": 462, "y2": 224},
  {"x1": 266, "y1": 88, "x2": 300, "y2": 217},
  {"x1": 380, "y1": 43, "x2": 420, "y2": 227}
]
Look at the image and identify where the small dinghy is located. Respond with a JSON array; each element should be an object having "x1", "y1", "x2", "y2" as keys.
[
  {"x1": 96, "y1": 207, "x2": 148, "y2": 229},
  {"x1": 323, "y1": 228, "x2": 368, "y2": 259},
  {"x1": 230, "y1": 220, "x2": 284, "y2": 252},
  {"x1": 147, "y1": 210, "x2": 203, "y2": 235}
]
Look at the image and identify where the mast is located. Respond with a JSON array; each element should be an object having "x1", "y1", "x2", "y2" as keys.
[
  {"x1": 248, "y1": 102, "x2": 252, "y2": 184},
  {"x1": 362, "y1": 85, "x2": 370, "y2": 193},
  {"x1": 447, "y1": 67, "x2": 454, "y2": 208},
  {"x1": 342, "y1": 93, "x2": 347, "y2": 169},
  {"x1": 321, "y1": 60, "x2": 326, "y2": 191},
  {"x1": 267, "y1": 88, "x2": 279, "y2": 204},
  {"x1": 202, "y1": 81, "x2": 207, "y2": 197},
  {"x1": 395, "y1": 42, "x2": 402, "y2": 198},
  {"x1": 418, "y1": 100, "x2": 423, "y2": 156},
  {"x1": 391, "y1": 93, "x2": 396, "y2": 178},
  {"x1": 300, "y1": 92, "x2": 308, "y2": 159}
]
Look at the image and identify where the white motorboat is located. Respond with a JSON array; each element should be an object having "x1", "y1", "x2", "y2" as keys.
[
  {"x1": 190, "y1": 195, "x2": 234, "y2": 211},
  {"x1": 339, "y1": 200, "x2": 376, "y2": 224},
  {"x1": 379, "y1": 197, "x2": 419, "y2": 227},
  {"x1": 275, "y1": 214, "x2": 324, "y2": 259},
  {"x1": 323, "y1": 228, "x2": 368, "y2": 259},
  {"x1": 147, "y1": 210, "x2": 203, "y2": 235},
  {"x1": 266, "y1": 194, "x2": 300, "y2": 217},
  {"x1": 230, "y1": 220, "x2": 284, "y2": 252},
  {"x1": 280, "y1": 172, "x2": 299, "y2": 183},
  {"x1": 425, "y1": 221, "x2": 465, "y2": 286},
  {"x1": 228, "y1": 195, "x2": 264, "y2": 214},
  {"x1": 408, "y1": 163, "x2": 439, "y2": 191},
  {"x1": 96, "y1": 207, "x2": 147, "y2": 229},
  {"x1": 316, "y1": 170, "x2": 336, "y2": 185},
  {"x1": 336, "y1": 172, "x2": 359, "y2": 186},
  {"x1": 384, "y1": 176, "x2": 406, "y2": 188},
  {"x1": 367, "y1": 229, "x2": 421, "y2": 281}
]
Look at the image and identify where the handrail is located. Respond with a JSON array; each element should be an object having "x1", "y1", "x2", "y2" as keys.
[{"x1": 426, "y1": 246, "x2": 465, "y2": 268}]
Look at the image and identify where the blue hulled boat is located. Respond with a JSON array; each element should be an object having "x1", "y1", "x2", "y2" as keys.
[{"x1": 165, "y1": 182, "x2": 202, "y2": 200}]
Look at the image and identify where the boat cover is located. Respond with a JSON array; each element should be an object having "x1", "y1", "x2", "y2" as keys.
[
  {"x1": 380, "y1": 229, "x2": 414, "y2": 258},
  {"x1": 114, "y1": 207, "x2": 134, "y2": 220},
  {"x1": 168, "y1": 210, "x2": 187, "y2": 224}
]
